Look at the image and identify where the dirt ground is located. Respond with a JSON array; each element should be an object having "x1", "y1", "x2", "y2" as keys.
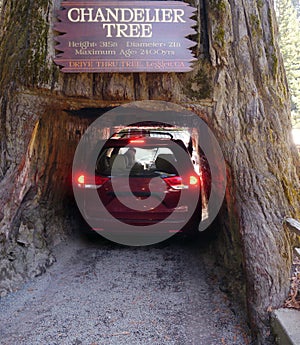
[{"x1": 0, "y1": 232, "x2": 252, "y2": 345}]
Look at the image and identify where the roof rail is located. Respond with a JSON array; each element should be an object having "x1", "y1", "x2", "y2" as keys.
[{"x1": 110, "y1": 129, "x2": 173, "y2": 139}]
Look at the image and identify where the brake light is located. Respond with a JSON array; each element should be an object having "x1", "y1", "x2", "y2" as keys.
[
  {"x1": 163, "y1": 176, "x2": 188, "y2": 190},
  {"x1": 76, "y1": 174, "x2": 109, "y2": 189},
  {"x1": 78, "y1": 174, "x2": 85, "y2": 184},
  {"x1": 129, "y1": 139, "x2": 145, "y2": 144},
  {"x1": 189, "y1": 175, "x2": 199, "y2": 185},
  {"x1": 163, "y1": 175, "x2": 199, "y2": 190}
]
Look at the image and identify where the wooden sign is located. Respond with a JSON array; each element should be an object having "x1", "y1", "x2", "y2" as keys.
[{"x1": 54, "y1": 1, "x2": 196, "y2": 73}]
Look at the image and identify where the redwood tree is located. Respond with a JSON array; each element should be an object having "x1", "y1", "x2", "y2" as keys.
[{"x1": 0, "y1": 0, "x2": 299, "y2": 344}]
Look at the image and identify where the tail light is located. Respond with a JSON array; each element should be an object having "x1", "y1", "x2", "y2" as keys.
[
  {"x1": 76, "y1": 174, "x2": 109, "y2": 189},
  {"x1": 77, "y1": 175, "x2": 85, "y2": 185},
  {"x1": 129, "y1": 139, "x2": 145, "y2": 144},
  {"x1": 163, "y1": 175, "x2": 199, "y2": 190},
  {"x1": 189, "y1": 175, "x2": 199, "y2": 185},
  {"x1": 163, "y1": 176, "x2": 188, "y2": 190}
]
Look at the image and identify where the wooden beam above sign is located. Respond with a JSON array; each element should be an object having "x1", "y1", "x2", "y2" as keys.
[{"x1": 54, "y1": 1, "x2": 196, "y2": 73}]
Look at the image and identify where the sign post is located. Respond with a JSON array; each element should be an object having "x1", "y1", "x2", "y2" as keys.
[{"x1": 54, "y1": 1, "x2": 196, "y2": 73}]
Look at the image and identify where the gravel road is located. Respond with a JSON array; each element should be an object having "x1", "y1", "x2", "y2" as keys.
[{"x1": 0, "y1": 232, "x2": 251, "y2": 345}]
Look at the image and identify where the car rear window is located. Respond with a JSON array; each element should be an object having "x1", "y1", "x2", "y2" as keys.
[{"x1": 95, "y1": 145, "x2": 188, "y2": 177}]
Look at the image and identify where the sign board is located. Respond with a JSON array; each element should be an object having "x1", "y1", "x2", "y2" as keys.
[{"x1": 54, "y1": 1, "x2": 196, "y2": 73}]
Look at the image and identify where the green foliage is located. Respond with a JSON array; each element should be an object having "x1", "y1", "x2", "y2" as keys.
[
  {"x1": 275, "y1": 0, "x2": 300, "y2": 126},
  {"x1": 291, "y1": 0, "x2": 300, "y2": 18}
]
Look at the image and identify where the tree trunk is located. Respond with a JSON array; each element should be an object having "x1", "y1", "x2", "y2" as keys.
[{"x1": 0, "y1": 0, "x2": 299, "y2": 343}]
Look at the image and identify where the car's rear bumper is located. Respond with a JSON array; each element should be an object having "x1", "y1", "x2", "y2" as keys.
[{"x1": 84, "y1": 208, "x2": 201, "y2": 234}]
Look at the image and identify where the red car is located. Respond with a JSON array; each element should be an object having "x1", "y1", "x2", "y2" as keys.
[{"x1": 73, "y1": 131, "x2": 202, "y2": 238}]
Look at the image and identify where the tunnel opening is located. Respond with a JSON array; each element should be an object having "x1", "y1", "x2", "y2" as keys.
[{"x1": 28, "y1": 103, "x2": 214, "y2": 245}]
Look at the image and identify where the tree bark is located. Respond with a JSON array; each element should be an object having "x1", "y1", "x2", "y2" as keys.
[{"x1": 0, "y1": 0, "x2": 299, "y2": 343}]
